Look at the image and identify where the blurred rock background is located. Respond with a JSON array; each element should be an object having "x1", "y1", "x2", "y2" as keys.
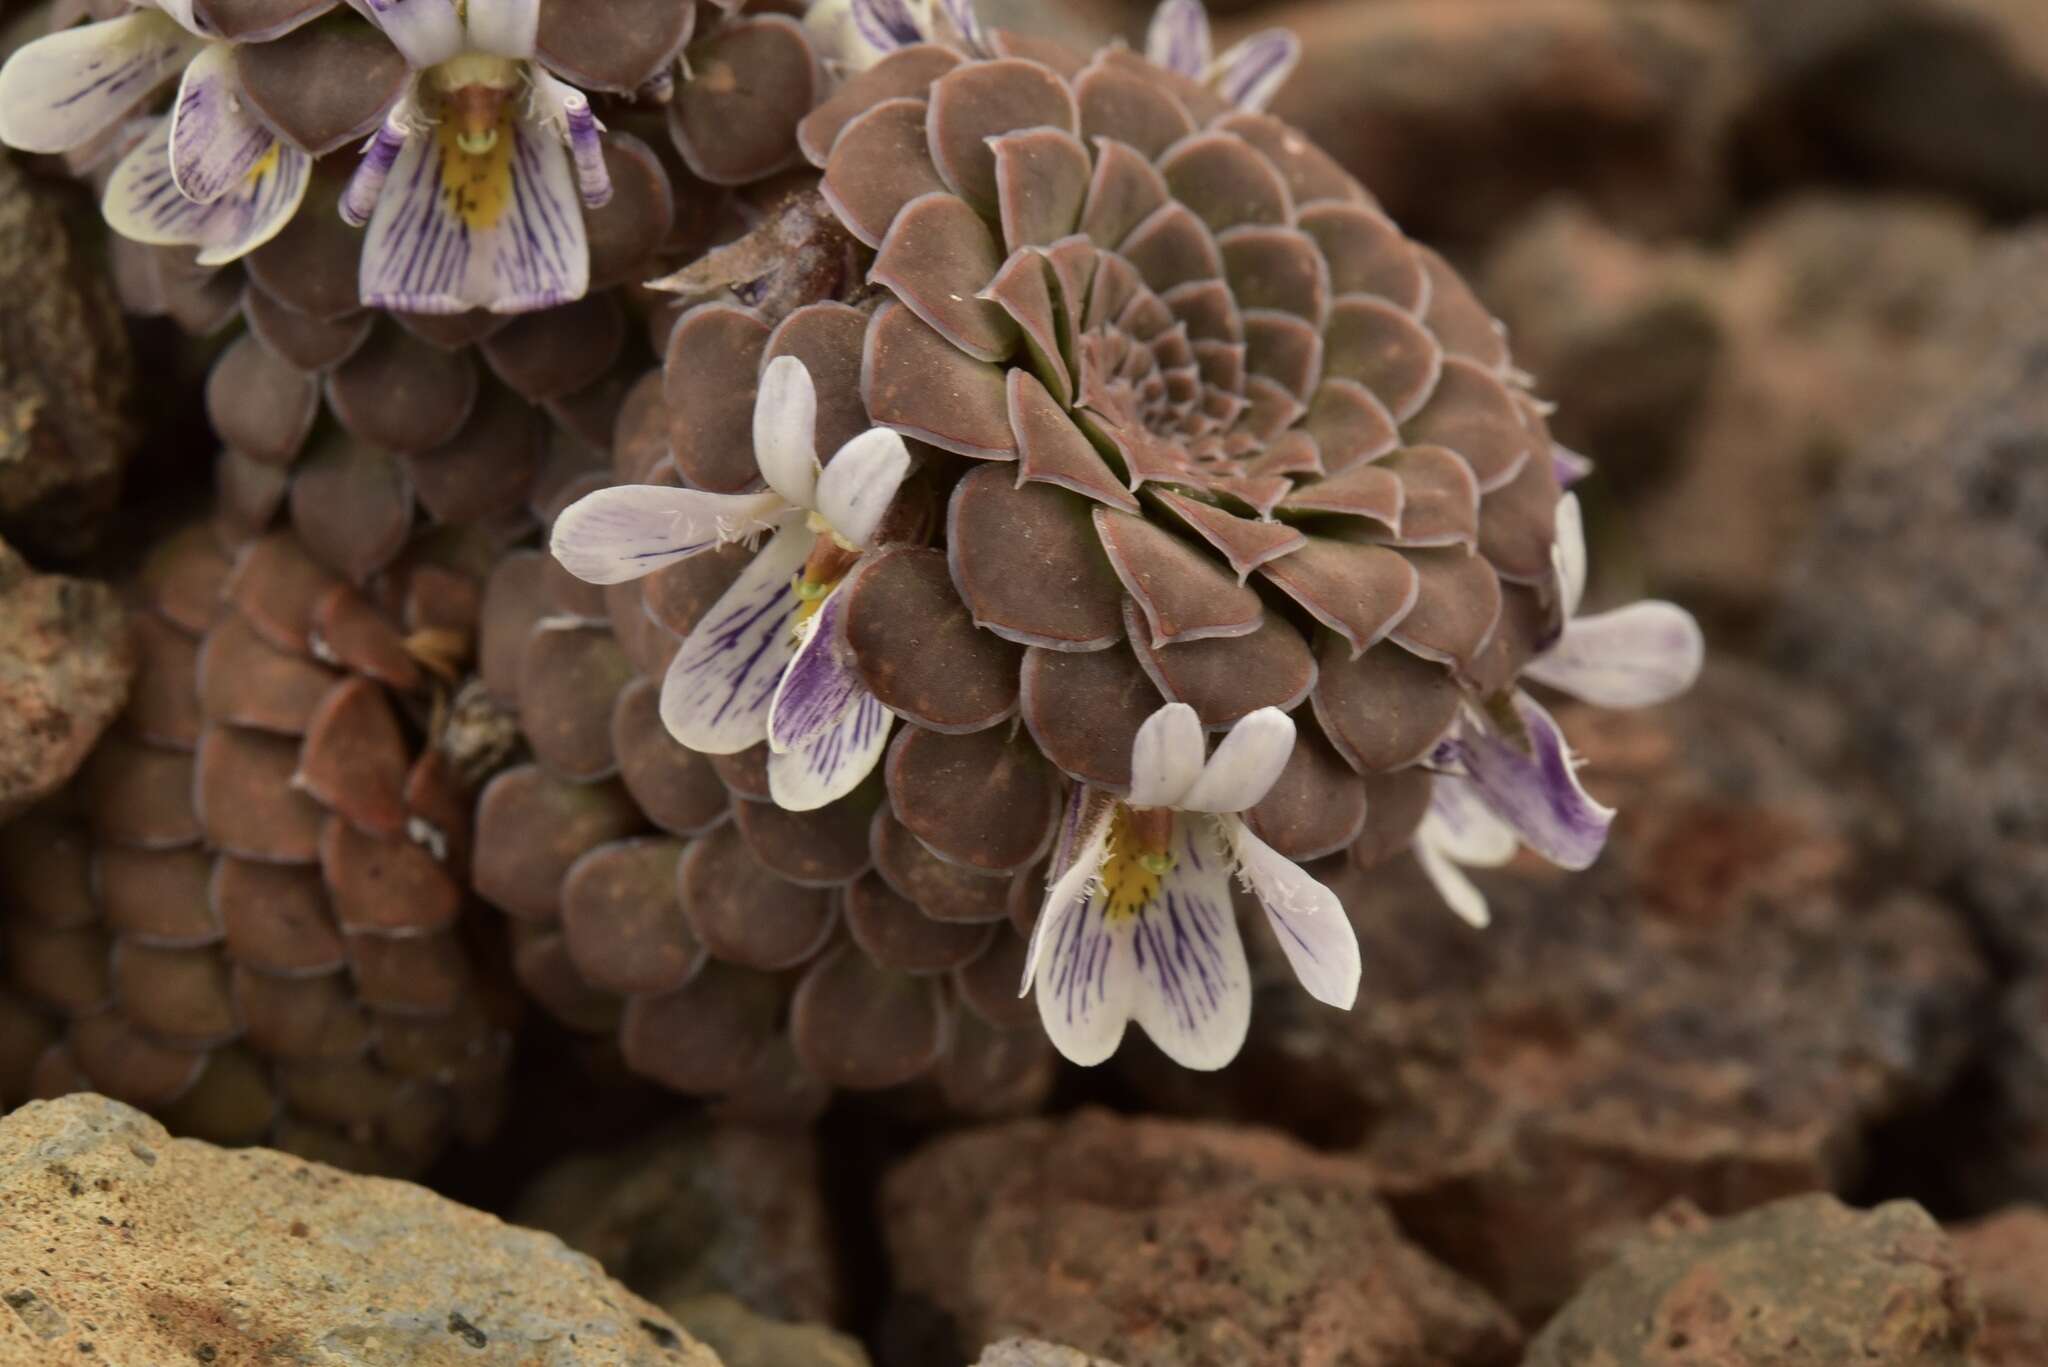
[{"x1": 4, "y1": 0, "x2": 2048, "y2": 1363}]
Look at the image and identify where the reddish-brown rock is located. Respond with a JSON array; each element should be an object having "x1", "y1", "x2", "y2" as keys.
[
  {"x1": 0, "y1": 540, "x2": 132, "y2": 822},
  {"x1": 1950, "y1": 1206, "x2": 2048, "y2": 1366}
]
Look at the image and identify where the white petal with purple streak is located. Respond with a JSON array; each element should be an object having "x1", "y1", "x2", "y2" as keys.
[
  {"x1": 531, "y1": 71, "x2": 610, "y2": 208},
  {"x1": 346, "y1": 0, "x2": 464, "y2": 66},
  {"x1": 169, "y1": 44, "x2": 276, "y2": 204},
  {"x1": 816, "y1": 427, "x2": 911, "y2": 549},
  {"x1": 358, "y1": 108, "x2": 589, "y2": 315},
  {"x1": 767, "y1": 581, "x2": 861, "y2": 754},
  {"x1": 550, "y1": 484, "x2": 788, "y2": 586},
  {"x1": 1127, "y1": 815, "x2": 1251, "y2": 1069},
  {"x1": 103, "y1": 116, "x2": 311, "y2": 266},
  {"x1": 1553, "y1": 444, "x2": 1595, "y2": 490},
  {"x1": 1424, "y1": 775, "x2": 1518, "y2": 867},
  {"x1": 1226, "y1": 815, "x2": 1358, "y2": 1008},
  {"x1": 1525, "y1": 601, "x2": 1705, "y2": 709},
  {"x1": 931, "y1": 0, "x2": 986, "y2": 53},
  {"x1": 1145, "y1": 0, "x2": 1211, "y2": 80},
  {"x1": 1211, "y1": 29, "x2": 1299, "y2": 112},
  {"x1": 1454, "y1": 691, "x2": 1613, "y2": 871},
  {"x1": 0, "y1": 12, "x2": 201, "y2": 155},
  {"x1": 1021, "y1": 789, "x2": 1111, "y2": 992},
  {"x1": 463, "y1": 0, "x2": 539, "y2": 58},
  {"x1": 660, "y1": 517, "x2": 814, "y2": 755},
  {"x1": 1177, "y1": 706, "x2": 1294, "y2": 814},
  {"x1": 340, "y1": 105, "x2": 412, "y2": 228},
  {"x1": 767, "y1": 688, "x2": 891, "y2": 811}
]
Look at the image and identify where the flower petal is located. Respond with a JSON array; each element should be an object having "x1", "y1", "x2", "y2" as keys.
[
  {"x1": 1145, "y1": 0, "x2": 1211, "y2": 79},
  {"x1": 850, "y1": 0, "x2": 926, "y2": 56},
  {"x1": 463, "y1": 0, "x2": 539, "y2": 58},
  {"x1": 1126, "y1": 702, "x2": 1204, "y2": 809},
  {"x1": 1455, "y1": 691, "x2": 1613, "y2": 871},
  {"x1": 1414, "y1": 827, "x2": 1493, "y2": 930},
  {"x1": 340, "y1": 108, "x2": 409, "y2": 228},
  {"x1": 103, "y1": 116, "x2": 311, "y2": 267},
  {"x1": 752, "y1": 354, "x2": 821, "y2": 511},
  {"x1": 932, "y1": 0, "x2": 987, "y2": 53},
  {"x1": 1029, "y1": 821, "x2": 1136, "y2": 1066},
  {"x1": 169, "y1": 44, "x2": 275, "y2": 204},
  {"x1": 1021, "y1": 788, "x2": 1112, "y2": 991},
  {"x1": 1226, "y1": 816, "x2": 1358, "y2": 1008},
  {"x1": 660, "y1": 517, "x2": 813, "y2": 755},
  {"x1": 531, "y1": 70, "x2": 611, "y2": 208},
  {"x1": 1127, "y1": 815, "x2": 1251, "y2": 1069},
  {"x1": 1177, "y1": 705, "x2": 1294, "y2": 814},
  {"x1": 1553, "y1": 444, "x2": 1595, "y2": 489},
  {"x1": 1555, "y1": 490, "x2": 1587, "y2": 619},
  {"x1": 1211, "y1": 29, "x2": 1299, "y2": 112},
  {"x1": 0, "y1": 13, "x2": 199, "y2": 156},
  {"x1": 767, "y1": 580, "x2": 861, "y2": 753},
  {"x1": 550, "y1": 484, "x2": 788, "y2": 586},
  {"x1": 1525, "y1": 601, "x2": 1705, "y2": 708},
  {"x1": 766, "y1": 689, "x2": 892, "y2": 811},
  {"x1": 1423, "y1": 775, "x2": 1518, "y2": 868},
  {"x1": 346, "y1": 0, "x2": 464, "y2": 66},
  {"x1": 816, "y1": 427, "x2": 912, "y2": 549},
  {"x1": 359, "y1": 108, "x2": 589, "y2": 315}
]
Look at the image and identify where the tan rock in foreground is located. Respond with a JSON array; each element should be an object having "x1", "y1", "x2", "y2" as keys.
[{"x1": 0, "y1": 1093, "x2": 720, "y2": 1366}]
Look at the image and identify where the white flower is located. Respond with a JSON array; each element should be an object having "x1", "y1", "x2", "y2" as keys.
[
  {"x1": 803, "y1": 0, "x2": 986, "y2": 72},
  {"x1": 550, "y1": 355, "x2": 912, "y2": 813},
  {"x1": 1022, "y1": 702, "x2": 1362, "y2": 1071},
  {"x1": 1144, "y1": 0, "x2": 1301, "y2": 113},
  {"x1": 339, "y1": 0, "x2": 612, "y2": 314}
]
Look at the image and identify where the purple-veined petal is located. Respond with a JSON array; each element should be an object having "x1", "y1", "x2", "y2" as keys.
[
  {"x1": 1423, "y1": 775, "x2": 1518, "y2": 868},
  {"x1": 103, "y1": 116, "x2": 311, "y2": 266},
  {"x1": 1553, "y1": 443, "x2": 1595, "y2": 489},
  {"x1": 1126, "y1": 702, "x2": 1204, "y2": 809},
  {"x1": 931, "y1": 0, "x2": 986, "y2": 54},
  {"x1": 1178, "y1": 705, "x2": 1294, "y2": 814},
  {"x1": 1454, "y1": 691, "x2": 1613, "y2": 871},
  {"x1": 345, "y1": 0, "x2": 464, "y2": 66},
  {"x1": 1021, "y1": 786, "x2": 1112, "y2": 992},
  {"x1": 1414, "y1": 827, "x2": 1492, "y2": 930},
  {"x1": 1145, "y1": 0, "x2": 1211, "y2": 79},
  {"x1": 850, "y1": 0, "x2": 925, "y2": 53},
  {"x1": 169, "y1": 44, "x2": 276, "y2": 205},
  {"x1": 816, "y1": 427, "x2": 912, "y2": 549},
  {"x1": 1524, "y1": 601, "x2": 1705, "y2": 709},
  {"x1": 359, "y1": 106, "x2": 590, "y2": 315},
  {"x1": 767, "y1": 579, "x2": 860, "y2": 753},
  {"x1": 1029, "y1": 820, "x2": 1137, "y2": 1065},
  {"x1": 1211, "y1": 29, "x2": 1299, "y2": 112},
  {"x1": 531, "y1": 71, "x2": 610, "y2": 208},
  {"x1": 659, "y1": 517, "x2": 814, "y2": 755},
  {"x1": 340, "y1": 107, "x2": 411, "y2": 228},
  {"x1": 147, "y1": 0, "x2": 212, "y2": 36},
  {"x1": 753, "y1": 355, "x2": 821, "y2": 511},
  {"x1": 1125, "y1": 814, "x2": 1250, "y2": 1069},
  {"x1": 1555, "y1": 491, "x2": 1586, "y2": 619},
  {"x1": 1225, "y1": 815, "x2": 1358, "y2": 1008},
  {"x1": 549, "y1": 484, "x2": 788, "y2": 586},
  {"x1": 766, "y1": 688, "x2": 892, "y2": 811},
  {"x1": 0, "y1": 12, "x2": 200, "y2": 156},
  {"x1": 463, "y1": 0, "x2": 539, "y2": 58}
]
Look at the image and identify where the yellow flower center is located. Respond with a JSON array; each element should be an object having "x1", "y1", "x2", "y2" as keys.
[
  {"x1": 243, "y1": 142, "x2": 280, "y2": 186},
  {"x1": 427, "y1": 56, "x2": 524, "y2": 227},
  {"x1": 1101, "y1": 805, "x2": 1175, "y2": 924}
]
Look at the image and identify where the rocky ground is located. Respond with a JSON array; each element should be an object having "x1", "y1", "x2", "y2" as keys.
[{"x1": 5, "y1": 0, "x2": 2048, "y2": 1363}]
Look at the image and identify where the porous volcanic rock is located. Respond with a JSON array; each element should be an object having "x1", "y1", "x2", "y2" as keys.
[
  {"x1": 1524, "y1": 1195, "x2": 1977, "y2": 1365},
  {"x1": 880, "y1": 1108, "x2": 1520, "y2": 1367},
  {"x1": 0, "y1": 538, "x2": 131, "y2": 822},
  {"x1": 1949, "y1": 1206, "x2": 2048, "y2": 1366},
  {"x1": 0, "y1": 1093, "x2": 719, "y2": 1365}
]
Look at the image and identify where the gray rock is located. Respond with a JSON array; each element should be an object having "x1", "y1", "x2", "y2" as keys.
[
  {"x1": 670, "y1": 1294, "x2": 868, "y2": 1367},
  {"x1": 975, "y1": 1341, "x2": 1125, "y2": 1367},
  {"x1": 0, "y1": 1093, "x2": 721, "y2": 1366}
]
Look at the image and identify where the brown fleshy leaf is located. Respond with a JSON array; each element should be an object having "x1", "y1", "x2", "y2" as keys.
[
  {"x1": 765, "y1": 302, "x2": 872, "y2": 462},
  {"x1": 198, "y1": 612, "x2": 338, "y2": 734},
  {"x1": 990, "y1": 126, "x2": 1091, "y2": 252},
  {"x1": 821, "y1": 96, "x2": 950, "y2": 248},
  {"x1": 513, "y1": 930, "x2": 622, "y2": 1034},
  {"x1": 843, "y1": 545, "x2": 1022, "y2": 733},
  {"x1": 112, "y1": 942, "x2": 236, "y2": 1046},
  {"x1": 709, "y1": 746, "x2": 772, "y2": 803},
  {"x1": 1466, "y1": 582, "x2": 1554, "y2": 700},
  {"x1": 620, "y1": 962, "x2": 784, "y2": 1095},
  {"x1": 561, "y1": 836, "x2": 701, "y2": 997},
  {"x1": 193, "y1": 0, "x2": 336, "y2": 42},
  {"x1": 586, "y1": 132, "x2": 675, "y2": 291},
  {"x1": 953, "y1": 927, "x2": 1039, "y2": 1030},
  {"x1": 945, "y1": 466, "x2": 1125, "y2": 656},
  {"x1": 1149, "y1": 490, "x2": 1303, "y2": 583},
  {"x1": 233, "y1": 966, "x2": 370, "y2": 1063},
  {"x1": 1418, "y1": 244, "x2": 1510, "y2": 373},
  {"x1": 1119, "y1": 202, "x2": 1223, "y2": 296},
  {"x1": 477, "y1": 551, "x2": 550, "y2": 704},
  {"x1": 1077, "y1": 143, "x2": 1168, "y2": 258},
  {"x1": 611, "y1": 369, "x2": 670, "y2": 485},
  {"x1": 680, "y1": 824, "x2": 835, "y2": 970},
  {"x1": 671, "y1": 15, "x2": 815, "y2": 186},
  {"x1": 1160, "y1": 131, "x2": 1292, "y2": 235},
  {"x1": 734, "y1": 795, "x2": 875, "y2": 889},
  {"x1": 1018, "y1": 639, "x2": 1159, "y2": 789},
  {"x1": 607, "y1": 580, "x2": 681, "y2": 680},
  {"x1": 138, "y1": 525, "x2": 231, "y2": 634},
  {"x1": 664, "y1": 302, "x2": 771, "y2": 493},
  {"x1": 986, "y1": 27, "x2": 1086, "y2": 77},
  {"x1": 216, "y1": 448, "x2": 291, "y2": 541},
  {"x1": 871, "y1": 191, "x2": 1019, "y2": 362},
  {"x1": 1243, "y1": 308, "x2": 1324, "y2": 403},
  {"x1": 296, "y1": 678, "x2": 410, "y2": 837},
  {"x1": 344, "y1": 930, "x2": 469, "y2": 1014},
  {"x1": 1094, "y1": 507, "x2": 1262, "y2": 647},
  {"x1": 225, "y1": 531, "x2": 340, "y2": 657},
  {"x1": 84, "y1": 736, "x2": 201, "y2": 850},
  {"x1": 195, "y1": 725, "x2": 323, "y2": 860},
  {"x1": 885, "y1": 724, "x2": 1057, "y2": 874},
  {"x1": 1312, "y1": 638, "x2": 1462, "y2": 775},
  {"x1": 311, "y1": 586, "x2": 420, "y2": 694},
  {"x1": 288, "y1": 438, "x2": 414, "y2": 584},
  {"x1": 155, "y1": 1046, "x2": 278, "y2": 1145},
  {"x1": 320, "y1": 817, "x2": 459, "y2": 935},
  {"x1": 0, "y1": 820, "x2": 92, "y2": 932},
  {"x1": 982, "y1": 251, "x2": 1072, "y2": 404},
  {"x1": 125, "y1": 614, "x2": 203, "y2": 750},
  {"x1": 326, "y1": 326, "x2": 480, "y2": 454},
  {"x1": 69, "y1": 1011, "x2": 204, "y2": 1107},
  {"x1": 393, "y1": 309, "x2": 509, "y2": 351},
  {"x1": 870, "y1": 807, "x2": 1013, "y2": 925},
  {"x1": 642, "y1": 540, "x2": 752, "y2": 639},
  {"x1": 95, "y1": 846, "x2": 215, "y2": 947},
  {"x1": 1126, "y1": 598, "x2": 1317, "y2": 728},
  {"x1": 480, "y1": 293, "x2": 625, "y2": 401},
  {"x1": 1323, "y1": 295, "x2": 1444, "y2": 423},
  {"x1": 1400, "y1": 357, "x2": 1537, "y2": 492},
  {"x1": 536, "y1": 0, "x2": 695, "y2": 93},
  {"x1": 1010, "y1": 368, "x2": 1138, "y2": 512},
  {"x1": 1213, "y1": 110, "x2": 1368, "y2": 210},
  {"x1": 1298, "y1": 203, "x2": 1425, "y2": 312},
  {"x1": 233, "y1": 17, "x2": 406, "y2": 154},
  {"x1": 215, "y1": 857, "x2": 345, "y2": 975},
  {"x1": 1219, "y1": 225, "x2": 1328, "y2": 324},
  {"x1": 1351, "y1": 766, "x2": 1434, "y2": 869},
  {"x1": 1301, "y1": 378, "x2": 1400, "y2": 473},
  {"x1": 6, "y1": 920, "x2": 111, "y2": 1015},
  {"x1": 790, "y1": 943, "x2": 947, "y2": 1089},
  {"x1": 472, "y1": 765, "x2": 644, "y2": 923},
  {"x1": 243, "y1": 287, "x2": 371, "y2": 372},
  {"x1": 1259, "y1": 537, "x2": 1419, "y2": 656},
  {"x1": 926, "y1": 57, "x2": 1079, "y2": 215},
  {"x1": 206, "y1": 334, "x2": 318, "y2": 467},
  {"x1": 1390, "y1": 548, "x2": 1504, "y2": 677},
  {"x1": 1243, "y1": 723, "x2": 1368, "y2": 861},
  {"x1": 1279, "y1": 460, "x2": 1404, "y2": 530},
  {"x1": 800, "y1": 43, "x2": 961, "y2": 167},
  {"x1": 612, "y1": 678, "x2": 729, "y2": 838},
  {"x1": 1477, "y1": 444, "x2": 1563, "y2": 584},
  {"x1": 862, "y1": 300, "x2": 1018, "y2": 459},
  {"x1": 518, "y1": 622, "x2": 635, "y2": 781},
  {"x1": 845, "y1": 874, "x2": 993, "y2": 975},
  {"x1": 1383, "y1": 445, "x2": 1481, "y2": 549},
  {"x1": 244, "y1": 164, "x2": 362, "y2": 321},
  {"x1": 1074, "y1": 61, "x2": 1195, "y2": 161}
]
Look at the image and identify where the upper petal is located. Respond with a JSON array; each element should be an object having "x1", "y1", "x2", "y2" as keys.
[
  {"x1": 0, "y1": 13, "x2": 200, "y2": 155},
  {"x1": 549, "y1": 484, "x2": 788, "y2": 586},
  {"x1": 169, "y1": 43, "x2": 276, "y2": 204},
  {"x1": 1524, "y1": 601, "x2": 1705, "y2": 709},
  {"x1": 1145, "y1": 0, "x2": 1211, "y2": 79},
  {"x1": 1177, "y1": 705, "x2": 1294, "y2": 814},
  {"x1": 1455, "y1": 691, "x2": 1614, "y2": 871},
  {"x1": 1211, "y1": 29, "x2": 1299, "y2": 112},
  {"x1": 1126, "y1": 701, "x2": 1204, "y2": 809},
  {"x1": 1555, "y1": 491, "x2": 1587, "y2": 619},
  {"x1": 463, "y1": 0, "x2": 539, "y2": 57},
  {"x1": 816, "y1": 427, "x2": 912, "y2": 549},
  {"x1": 753, "y1": 354, "x2": 822, "y2": 511},
  {"x1": 1227, "y1": 817, "x2": 1358, "y2": 1008},
  {"x1": 347, "y1": 0, "x2": 464, "y2": 66}
]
